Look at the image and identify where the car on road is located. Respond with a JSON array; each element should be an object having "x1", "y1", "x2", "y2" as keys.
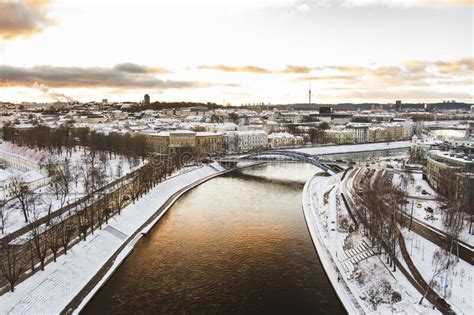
[{"x1": 425, "y1": 206, "x2": 434, "y2": 213}]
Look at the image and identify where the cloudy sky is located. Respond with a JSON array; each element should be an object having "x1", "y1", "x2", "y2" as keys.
[{"x1": 0, "y1": 0, "x2": 473, "y2": 104}]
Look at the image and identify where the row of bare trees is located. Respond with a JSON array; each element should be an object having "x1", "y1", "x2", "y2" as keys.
[
  {"x1": 357, "y1": 169, "x2": 471, "y2": 308},
  {"x1": 3, "y1": 124, "x2": 150, "y2": 160},
  {"x1": 356, "y1": 173, "x2": 407, "y2": 271},
  {"x1": 0, "y1": 152, "x2": 183, "y2": 293}
]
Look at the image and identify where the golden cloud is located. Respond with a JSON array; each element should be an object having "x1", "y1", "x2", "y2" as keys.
[
  {"x1": 113, "y1": 63, "x2": 170, "y2": 74},
  {"x1": 297, "y1": 57, "x2": 473, "y2": 94},
  {"x1": 198, "y1": 64, "x2": 313, "y2": 74},
  {"x1": 404, "y1": 60, "x2": 427, "y2": 72},
  {"x1": 435, "y1": 57, "x2": 474, "y2": 75},
  {"x1": 0, "y1": 64, "x2": 208, "y2": 89},
  {"x1": 279, "y1": 65, "x2": 312, "y2": 74},
  {"x1": 198, "y1": 65, "x2": 271, "y2": 74},
  {"x1": 0, "y1": 0, "x2": 55, "y2": 39}
]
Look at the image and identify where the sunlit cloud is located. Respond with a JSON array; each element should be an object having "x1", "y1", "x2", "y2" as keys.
[
  {"x1": 280, "y1": 65, "x2": 313, "y2": 74},
  {"x1": 295, "y1": 57, "x2": 473, "y2": 103},
  {"x1": 198, "y1": 65, "x2": 271, "y2": 74},
  {"x1": 299, "y1": 57, "x2": 473, "y2": 82},
  {"x1": 299, "y1": 74, "x2": 360, "y2": 81},
  {"x1": 294, "y1": 0, "x2": 473, "y2": 8},
  {"x1": 344, "y1": 89, "x2": 472, "y2": 101},
  {"x1": 0, "y1": 0, "x2": 55, "y2": 39},
  {"x1": 113, "y1": 63, "x2": 170, "y2": 74},
  {"x1": 404, "y1": 60, "x2": 428, "y2": 73},
  {"x1": 435, "y1": 57, "x2": 474, "y2": 75},
  {"x1": 0, "y1": 64, "x2": 208, "y2": 89},
  {"x1": 198, "y1": 64, "x2": 312, "y2": 74}
]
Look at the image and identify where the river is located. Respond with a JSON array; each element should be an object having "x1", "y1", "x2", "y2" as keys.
[{"x1": 82, "y1": 162, "x2": 345, "y2": 314}]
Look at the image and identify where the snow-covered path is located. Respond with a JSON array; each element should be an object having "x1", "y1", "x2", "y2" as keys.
[
  {"x1": 289, "y1": 140, "x2": 411, "y2": 156},
  {"x1": 303, "y1": 171, "x2": 439, "y2": 314},
  {"x1": 0, "y1": 163, "x2": 227, "y2": 314},
  {"x1": 302, "y1": 174, "x2": 364, "y2": 314}
]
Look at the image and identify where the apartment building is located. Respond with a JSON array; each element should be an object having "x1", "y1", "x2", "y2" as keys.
[
  {"x1": 425, "y1": 150, "x2": 474, "y2": 191},
  {"x1": 268, "y1": 132, "x2": 304, "y2": 148},
  {"x1": 227, "y1": 130, "x2": 268, "y2": 152}
]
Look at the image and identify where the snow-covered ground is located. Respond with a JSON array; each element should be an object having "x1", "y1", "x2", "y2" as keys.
[
  {"x1": 0, "y1": 162, "x2": 226, "y2": 314},
  {"x1": 392, "y1": 171, "x2": 473, "y2": 246},
  {"x1": 289, "y1": 140, "x2": 411, "y2": 156},
  {"x1": 303, "y1": 171, "x2": 438, "y2": 314},
  {"x1": 401, "y1": 228, "x2": 473, "y2": 315},
  {"x1": 1, "y1": 149, "x2": 143, "y2": 237}
]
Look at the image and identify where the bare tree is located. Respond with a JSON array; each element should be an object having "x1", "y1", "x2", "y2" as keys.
[
  {"x1": 58, "y1": 213, "x2": 75, "y2": 255},
  {"x1": 47, "y1": 217, "x2": 62, "y2": 262},
  {"x1": 41, "y1": 155, "x2": 59, "y2": 177},
  {"x1": 8, "y1": 179, "x2": 30, "y2": 223},
  {"x1": 50, "y1": 158, "x2": 73, "y2": 209},
  {"x1": 112, "y1": 182, "x2": 129, "y2": 216},
  {"x1": 0, "y1": 201, "x2": 11, "y2": 234},
  {"x1": 0, "y1": 240, "x2": 27, "y2": 292},
  {"x1": 29, "y1": 199, "x2": 49, "y2": 271},
  {"x1": 71, "y1": 161, "x2": 81, "y2": 189},
  {"x1": 419, "y1": 246, "x2": 458, "y2": 305},
  {"x1": 75, "y1": 204, "x2": 89, "y2": 242},
  {"x1": 116, "y1": 158, "x2": 123, "y2": 178}
]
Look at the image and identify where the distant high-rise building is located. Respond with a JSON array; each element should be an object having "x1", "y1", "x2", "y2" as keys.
[
  {"x1": 319, "y1": 106, "x2": 333, "y2": 114},
  {"x1": 395, "y1": 100, "x2": 402, "y2": 112},
  {"x1": 102, "y1": 99, "x2": 108, "y2": 104},
  {"x1": 144, "y1": 94, "x2": 150, "y2": 106}
]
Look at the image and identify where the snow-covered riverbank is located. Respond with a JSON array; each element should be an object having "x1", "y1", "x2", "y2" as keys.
[
  {"x1": 0, "y1": 162, "x2": 227, "y2": 314},
  {"x1": 302, "y1": 174, "x2": 363, "y2": 314},
  {"x1": 302, "y1": 172, "x2": 438, "y2": 314},
  {"x1": 290, "y1": 140, "x2": 411, "y2": 156}
]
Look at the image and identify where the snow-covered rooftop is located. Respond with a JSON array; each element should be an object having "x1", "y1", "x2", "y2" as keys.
[{"x1": 0, "y1": 142, "x2": 46, "y2": 165}]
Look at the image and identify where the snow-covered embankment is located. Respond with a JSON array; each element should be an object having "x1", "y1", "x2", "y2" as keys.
[
  {"x1": 0, "y1": 162, "x2": 228, "y2": 314},
  {"x1": 302, "y1": 174, "x2": 363, "y2": 314}
]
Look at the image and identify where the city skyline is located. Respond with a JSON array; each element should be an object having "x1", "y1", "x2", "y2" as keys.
[{"x1": 0, "y1": 0, "x2": 473, "y2": 104}]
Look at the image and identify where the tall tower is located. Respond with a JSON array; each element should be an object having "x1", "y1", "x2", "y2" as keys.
[
  {"x1": 308, "y1": 83, "x2": 312, "y2": 105},
  {"x1": 144, "y1": 94, "x2": 150, "y2": 106}
]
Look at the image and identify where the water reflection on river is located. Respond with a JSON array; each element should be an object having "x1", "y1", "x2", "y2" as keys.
[{"x1": 82, "y1": 162, "x2": 345, "y2": 314}]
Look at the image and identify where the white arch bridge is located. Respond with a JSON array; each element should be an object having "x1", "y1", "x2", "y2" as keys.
[{"x1": 221, "y1": 150, "x2": 344, "y2": 175}]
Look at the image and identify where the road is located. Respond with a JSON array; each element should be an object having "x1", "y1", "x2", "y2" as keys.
[
  {"x1": 341, "y1": 168, "x2": 455, "y2": 314},
  {"x1": 404, "y1": 216, "x2": 473, "y2": 265},
  {"x1": 347, "y1": 167, "x2": 473, "y2": 265}
]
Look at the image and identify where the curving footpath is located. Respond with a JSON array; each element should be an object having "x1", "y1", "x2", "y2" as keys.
[{"x1": 302, "y1": 175, "x2": 364, "y2": 315}]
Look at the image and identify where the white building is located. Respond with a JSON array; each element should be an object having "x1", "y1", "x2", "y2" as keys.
[
  {"x1": 324, "y1": 129, "x2": 356, "y2": 144},
  {"x1": 228, "y1": 130, "x2": 268, "y2": 152},
  {"x1": 0, "y1": 142, "x2": 46, "y2": 172},
  {"x1": 268, "y1": 132, "x2": 304, "y2": 148},
  {"x1": 346, "y1": 123, "x2": 370, "y2": 143},
  {"x1": 0, "y1": 142, "x2": 50, "y2": 200}
]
